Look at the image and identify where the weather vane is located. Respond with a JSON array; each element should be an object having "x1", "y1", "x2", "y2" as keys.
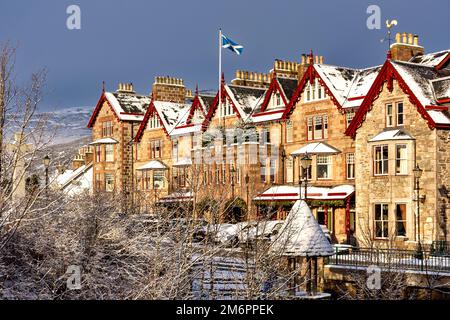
[{"x1": 381, "y1": 19, "x2": 398, "y2": 48}]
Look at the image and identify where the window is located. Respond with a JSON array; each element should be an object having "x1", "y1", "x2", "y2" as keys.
[
  {"x1": 305, "y1": 79, "x2": 327, "y2": 102},
  {"x1": 102, "y1": 121, "x2": 113, "y2": 137},
  {"x1": 150, "y1": 140, "x2": 162, "y2": 159},
  {"x1": 261, "y1": 127, "x2": 270, "y2": 144},
  {"x1": 143, "y1": 170, "x2": 151, "y2": 190},
  {"x1": 308, "y1": 115, "x2": 328, "y2": 140},
  {"x1": 374, "y1": 204, "x2": 389, "y2": 238},
  {"x1": 192, "y1": 109, "x2": 204, "y2": 124},
  {"x1": 105, "y1": 144, "x2": 114, "y2": 162},
  {"x1": 95, "y1": 173, "x2": 102, "y2": 191},
  {"x1": 236, "y1": 166, "x2": 241, "y2": 185},
  {"x1": 395, "y1": 145, "x2": 407, "y2": 175},
  {"x1": 149, "y1": 114, "x2": 161, "y2": 129},
  {"x1": 260, "y1": 160, "x2": 266, "y2": 183},
  {"x1": 222, "y1": 98, "x2": 234, "y2": 117},
  {"x1": 105, "y1": 173, "x2": 115, "y2": 192},
  {"x1": 395, "y1": 204, "x2": 407, "y2": 236},
  {"x1": 286, "y1": 157, "x2": 293, "y2": 183},
  {"x1": 269, "y1": 159, "x2": 276, "y2": 183},
  {"x1": 153, "y1": 170, "x2": 165, "y2": 189},
  {"x1": 307, "y1": 117, "x2": 313, "y2": 140},
  {"x1": 95, "y1": 145, "x2": 102, "y2": 162},
  {"x1": 346, "y1": 112, "x2": 355, "y2": 128},
  {"x1": 172, "y1": 140, "x2": 178, "y2": 160},
  {"x1": 286, "y1": 120, "x2": 293, "y2": 143},
  {"x1": 386, "y1": 104, "x2": 393, "y2": 127},
  {"x1": 374, "y1": 145, "x2": 389, "y2": 175},
  {"x1": 317, "y1": 155, "x2": 332, "y2": 179},
  {"x1": 396, "y1": 102, "x2": 404, "y2": 126},
  {"x1": 301, "y1": 162, "x2": 312, "y2": 180},
  {"x1": 346, "y1": 153, "x2": 355, "y2": 179}
]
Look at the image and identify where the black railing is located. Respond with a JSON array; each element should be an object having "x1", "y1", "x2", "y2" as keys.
[{"x1": 327, "y1": 247, "x2": 450, "y2": 274}]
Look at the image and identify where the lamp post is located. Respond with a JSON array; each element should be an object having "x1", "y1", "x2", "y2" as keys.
[
  {"x1": 245, "y1": 173, "x2": 250, "y2": 219},
  {"x1": 413, "y1": 164, "x2": 424, "y2": 260},
  {"x1": 43, "y1": 155, "x2": 50, "y2": 202},
  {"x1": 281, "y1": 148, "x2": 286, "y2": 184},
  {"x1": 300, "y1": 153, "x2": 312, "y2": 201},
  {"x1": 231, "y1": 165, "x2": 236, "y2": 199}
]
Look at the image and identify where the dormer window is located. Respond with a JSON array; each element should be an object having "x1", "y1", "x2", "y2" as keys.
[
  {"x1": 305, "y1": 79, "x2": 327, "y2": 102},
  {"x1": 221, "y1": 98, "x2": 234, "y2": 117},
  {"x1": 268, "y1": 92, "x2": 282, "y2": 109},
  {"x1": 149, "y1": 114, "x2": 162, "y2": 129},
  {"x1": 192, "y1": 109, "x2": 204, "y2": 124}
]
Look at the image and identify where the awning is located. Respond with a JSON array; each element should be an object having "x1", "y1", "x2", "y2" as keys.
[
  {"x1": 253, "y1": 185, "x2": 354, "y2": 202},
  {"x1": 136, "y1": 160, "x2": 168, "y2": 171},
  {"x1": 89, "y1": 138, "x2": 119, "y2": 145},
  {"x1": 291, "y1": 142, "x2": 340, "y2": 156},
  {"x1": 173, "y1": 157, "x2": 192, "y2": 167},
  {"x1": 157, "y1": 191, "x2": 193, "y2": 203},
  {"x1": 368, "y1": 129, "x2": 414, "y2": 142}
]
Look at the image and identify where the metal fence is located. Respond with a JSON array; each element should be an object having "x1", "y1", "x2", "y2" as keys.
[{"x1": 327, "y1": 247, "x2": 450, "y2": 274}]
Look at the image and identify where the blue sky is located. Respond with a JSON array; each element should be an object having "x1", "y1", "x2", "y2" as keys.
[{"x1": 1, "y1": 0, "x2": 449, "y2": 111}]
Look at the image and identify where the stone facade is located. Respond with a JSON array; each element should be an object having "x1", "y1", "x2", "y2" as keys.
[{"x1": 354, "y1": 80, "x2": 445, "y2": 247}]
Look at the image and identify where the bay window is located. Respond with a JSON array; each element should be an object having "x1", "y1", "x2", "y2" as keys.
[
  {"x1": 153, "y1": 170, "x2": 165, "y2": 189},
  {"x1": 395, "y1": 203, "x2": 407, "y2": 237},
  {"x1": 105, "y1": 173, "x2": 115, "y2": 192},
  {"x1": 395, "y1": 145, "x2": 407, "y2": 175},
  {"x1": 105, "y1": 144, "x2": 114, "y2": 162}
]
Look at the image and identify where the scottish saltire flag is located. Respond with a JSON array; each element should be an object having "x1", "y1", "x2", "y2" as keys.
[{"x1": 221, "y1": 34, "x2": 244, "y2": 55}]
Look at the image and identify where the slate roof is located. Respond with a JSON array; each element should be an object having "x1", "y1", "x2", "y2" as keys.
[
  {"x1": 226, "y1": 85, "x2": 266, "y2": 118},
  {"x1": 409, "y1": 50, "x2": 450, "y2": 68},
  {"x1": 277, "y1": 77, "x2": 298, "y2": 101}
]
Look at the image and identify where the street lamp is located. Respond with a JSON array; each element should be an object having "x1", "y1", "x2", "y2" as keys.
[
  {"x1": 281, "y1": 148, "x2": 286, "y2": 184},
  {"x1": 231, "y1": 165, "x2": 236, "y2": 199},
  {"x1": 413, "y1": 164, "x2": 423, "y2": 260},
  {"x1": 245, "y1": 173, "x2": 250, "y2": 219},
  {"x1": 43, "y1": 154, "x2": 50, "y2": 201},
  {"x1": 300, "y1": 153, "x2": 312, "y2": 200}
]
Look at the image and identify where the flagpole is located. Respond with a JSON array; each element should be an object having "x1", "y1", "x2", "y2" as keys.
[{"x1": 218, "y1": 28, "x2": 222, "y2": 127}]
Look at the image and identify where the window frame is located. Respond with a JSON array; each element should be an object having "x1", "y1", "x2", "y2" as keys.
[
  {"x1": 105, "y1": 144, "x2": 114, "y2": 162},
  {"x1": 386, "y1": 103, "x2": 394, "y2": 127},
  {"x1": 395, "y1": 144, "x2": 408, "y2": 175},
  {"x1": 373, "y1": 145, "x2": 389, "y2": 176},
  {"x1": 396, "y1": 102, "x2": 404, "y2": 126},
  {"x1": 395, "y1": 203, "x2": 407, "y2": 237},
  {"x1": 317, "y1": 154, "x2": 332, "y2": 180},
  {"x1": 346, "y1": 153, "x2": 355, "y2": 180},
  {"x1": 374, "y1": 203, "x2": 389, "y2": 239}
]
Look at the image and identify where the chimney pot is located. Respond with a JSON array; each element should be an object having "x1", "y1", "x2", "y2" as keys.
[
  {"x1": 395, "y1": 33, "x2": 401, "y2": 43},
  {"x1": 413, "y1": 35, "x2": 419, "y2": 46},
  {"x1": 301, "y1": 54, "x2": 306, "y2": 65},
  {"x1": 408, "y1": 33, "x2": 414, "y2": 45},
  {"x1": 402, "y1": 32, "x2": 408, "y2": 44}
]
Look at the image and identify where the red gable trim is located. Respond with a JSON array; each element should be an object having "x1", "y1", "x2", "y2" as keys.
[
  {"x1": 346, "y1": 60, "x2": 437, "y2": 138},
  {"x1": 134, "y1": 100, "x2": 169, "y2": 142},
  {"x1": 175, "y1": 123, "x2": 194, "y2": 129},
  {"x1": 120, "y1": 112, "x2": 144, "y2": 116},
  {"x1": 186, "y1": 94, "x2": 206, "y2": 125},
  {"x1": 258, "y1": 76, "x2": 289, "y2": 113},
  {"x1": 202, "y1": 84, "x2": 242, "y2": 132},
  {"x1": 435, "y1": 53, "x2": 450, "y2": 70},
  {"x1": 87, "y1": 93, "x2": 120, "y2": 128},
  {"x1": 282, "y1": 64, "x2": 343, "y2": 119}
]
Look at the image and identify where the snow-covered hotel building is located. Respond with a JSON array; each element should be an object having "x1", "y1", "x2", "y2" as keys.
[{"x1": 86, "y1": 32, "x2": 449, "y2": 247}]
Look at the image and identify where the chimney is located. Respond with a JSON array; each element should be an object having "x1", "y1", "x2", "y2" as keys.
[
  {"x1": 391, "y1": 32, "x2": 424, "y2": 62},
  {"x1": 231, "y1": 69, "x2": 270, "y2": 88},
  {"x1": 298, "y1": 52, "x2": 319, "y2": 83},
  {"x1": 151, "y1": 76, "x2": 186, "y2": 103},
  {"x1": 84, "y1": 147, "x2": 93, "y2": 165},
  {"x1": 117, "y1": 82, "x2": 135, "y2": 94}
]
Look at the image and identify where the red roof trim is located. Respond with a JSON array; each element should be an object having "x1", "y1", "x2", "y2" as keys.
[
  {"x1": 436, "y1": 98, "x2": 450, "y2": 104},
  {"x1": 282, "y1": 64, "x2": 344, "y2": 119},
  {"x1": 426, "y1": 105, "x2": 448, "y2": 111},
  {"x1": 87, "y1": 93, "x2": 121, "y2": 128},
  {"x1": 134, "y1": 100, "x2": 169, "y2": 142},
  {"x1": 252, "y1": 109, "x2": 285, "y2": 117},
  {"x1": 346, "y1": 60, "x2": 437, "y2": 138},
  {"x1": 202, "y1": 83, "x2": 242, "y2": 132},
  {"x1": 258, "y1": 76, "x2": 289, "y2": 113},
  {"x1": 120, "y1": 112, "x2": 145, "y2": 116},
  {"x1": 347, "y1": 96, "x2": 365, "y2": 101},
  {"x1": 175, "y1": 123, "x2": 195, "y2": 129},
  {"x1": 435, "y1": 53, "x2": 450, "y2": 70},
  {"x1": 186, "y1": 94, "x2": 206, "y2": 125},
  {"x1": 327, "y1": 192, "x2": 347, "y2": 196}
]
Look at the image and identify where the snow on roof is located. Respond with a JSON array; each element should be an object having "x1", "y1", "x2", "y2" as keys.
[
  {"x1": 199, "y1": 94, "x2": 216, "y2": 114},
  {"x1": 173, "y1": 157, "x2": 192, "y2": 167},
  {"x1": 53, "y1": 163, "x2": 93, "y2": 196},
  {"x1": 270, "y1": 200, "x2": 334, "y2": 257},
  {"x1": 136, "y1": 160, "x2": 168, "y2": 170},
  {"x1": 250, "y1": 109, "x2": 285, "y2": 123},
  {"x1": 368, "y1": 129, "x2": 414, "y2": 142},
  {"x1": 254, "y1": 184, "x2": 354, "y2": 202},
  {"x1": 158, "y1": 190, "x2": 193, "y2": 203},
  {"x1": 153, "y1": 101, "x2": 191, "y2": 134},
  {"x1": 291, "y1": 142, "x2": 340, "y2": 155},
  {"x1": 314, "y1": 64, "x2": 381, "y2": 109},
  {"x1": 390, "y1": 60, "x2": 450, "y2": 125},
  {"x1": 89, "y1": 137, "x2": 119, "y2": 145},
  {"x1": 410, "y1": 50, "x2": 450, "y2": 68},
  {"x1": 104, "y1": 92, "x2": 150, "y2": 122},
  {"x1": 225, "y1": 85, "x2": 266, "y2": 118}
]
